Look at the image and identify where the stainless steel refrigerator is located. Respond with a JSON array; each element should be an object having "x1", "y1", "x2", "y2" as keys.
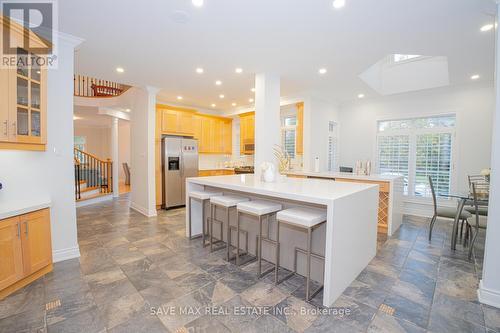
[{"x1": 162, "y1": 136, "x2": 199, "y2": 209}]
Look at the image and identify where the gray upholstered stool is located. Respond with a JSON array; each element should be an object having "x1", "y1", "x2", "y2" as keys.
[
  {"x1": 236, "y1": 200, "x2": 282, "y2": 272},
  {"x1": 188, "y1": 190, "x2": 222, "y2": 246},
  {"x1": 209, "y1": 195, "x2": 249, "y2": 261},
  {"x1": 275, "y1": 207, "x2": 327, "y2": 301}
]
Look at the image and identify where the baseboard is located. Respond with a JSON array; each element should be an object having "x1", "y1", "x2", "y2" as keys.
[
  {"x1": 52, "y1": 246, "x2": 81, "y2": 263},
  {"x1": 130, "y1": 201, "x2": 157, "y2": 217},
  {"x1": 76, "y1": 194, "x2": 113, "y2": 207},
  {"x1": 478, "y1": 280, "x2": 500, "y2": 309}
]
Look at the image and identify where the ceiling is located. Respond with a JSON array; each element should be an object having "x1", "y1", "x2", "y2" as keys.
[{"x1": 59, "y1": 0, "x2": 496, "y2": 112}]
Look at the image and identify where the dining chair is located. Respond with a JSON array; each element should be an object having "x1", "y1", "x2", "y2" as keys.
[
  {"x1": 428, "y1": 176, "x2": 472, "y2": 241},
  {"x1": 467, "y1": 182, "x2": 488, "y2": 260}
]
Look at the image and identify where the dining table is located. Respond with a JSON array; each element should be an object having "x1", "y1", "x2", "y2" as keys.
[{"x1": 440, "y1": 192, "x2": 489, "y2": 250}]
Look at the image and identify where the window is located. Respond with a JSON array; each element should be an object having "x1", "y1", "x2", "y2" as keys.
[
  {"x1": 74, "y1": 136, "x2": 86, "y2": 151},
  {"x1": 328, "y1": 121, "x2": 339, "y2": 171},
  {"x1": 393, "y1": 54, "x2": 422, "y2": 63},
  {"x1": 377, "y1": 115, "x2": 455, "y2": 198},
  {"x1": 281, "y1": 115, "x2": 297, "y2": 158}
]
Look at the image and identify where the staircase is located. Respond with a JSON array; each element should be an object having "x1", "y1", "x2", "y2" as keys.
[{"x1": 74, "y1": 148, "x2": 113, "y2": 201}]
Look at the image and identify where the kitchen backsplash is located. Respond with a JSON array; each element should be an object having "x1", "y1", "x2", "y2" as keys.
[{"x1": 199, "y1": 154, "x2": 254, "y2": 170}]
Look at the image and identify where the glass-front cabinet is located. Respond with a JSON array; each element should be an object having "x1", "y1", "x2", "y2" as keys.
[{"x1": 0, "y1": 47, "x2": 47, "y2": 150}]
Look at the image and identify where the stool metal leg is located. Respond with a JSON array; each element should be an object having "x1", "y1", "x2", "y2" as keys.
[
  {"x1": 201, "y1": 199, "x2": 205, "y2": 246},
  {"x1": 275, "y1": 220, "x2": 280, "y2": 284},
  {"x1": 188, "y1": 197, "x2": 192, "y2": 238},
  {"x1": 306, "y1": 226, "x2": 312, "y2": 301},
  {"x1": 209, "y1": 203, "x2": 214, "y2": 252},
  {"x1": 258, "y1": 214, "x2": 262, "y2": 276},
  {"x1": 226, "y1": 207, "x2": 231, "y2": 262},
  {"x1": 236, "y1": 210, "x2": 240, "y2": 266}
]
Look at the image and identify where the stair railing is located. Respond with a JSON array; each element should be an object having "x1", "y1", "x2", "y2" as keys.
[
  {"x1": 74, "y1": 75, "x2": 130, "y2": 97},
  {"x1": 74, "y1": 148, "x2": 113, "y2": 201}
]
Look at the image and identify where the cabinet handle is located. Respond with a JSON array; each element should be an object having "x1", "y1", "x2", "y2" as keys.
[
  {"x1": 3, "y1": 120, "x2": 7, "y2": 136},
  {"x1": 17, "y1": 222, "x2": 21, "y2": 238},
  {"x1": 24, "y1": 221, "x2": 28, "y2": 237}
]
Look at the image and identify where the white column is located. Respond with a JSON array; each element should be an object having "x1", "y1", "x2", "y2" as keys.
[
  {"x1": 111, "y1": 117, "x2": 119, "y2": 197},
  {"x1": 479, "y1": 1, "x2": 500, "y2": 309},
  {"x1": 254, "y1": 73, "x2": 281, "y2": 180},
  {"x1": 130, "y1": 86, "x2": 159, "y2": 217}
]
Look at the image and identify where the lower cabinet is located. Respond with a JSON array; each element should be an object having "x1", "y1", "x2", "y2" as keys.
[
  {"x1": 0, "y1": 208, "x2": 52, "y2": 299},
  {"x1": 198, "y1": 169, "x2": 235, "y2": 177}
]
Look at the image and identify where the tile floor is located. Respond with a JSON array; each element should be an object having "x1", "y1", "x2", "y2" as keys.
[{"x1": 1, "y1": 194, "x2": 498, "y2": 333}]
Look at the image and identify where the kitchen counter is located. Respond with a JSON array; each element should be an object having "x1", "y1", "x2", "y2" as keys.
[
  {"x1": 186, "y1": 174, "x2": 379, "y2": 307},
  {"x1": 0, "y1": 198, "x2": 51, "y2": 220},
  {"x1": 285, "y1": 170, "x2": 402, "y2": 182},
  {"x1": 286, "y1": 171, "x2": 404, "y2": 236}
]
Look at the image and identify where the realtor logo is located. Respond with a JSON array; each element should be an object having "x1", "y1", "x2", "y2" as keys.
[{"x1": 1, "y1": 0, "x2": 58, "y2": 68}]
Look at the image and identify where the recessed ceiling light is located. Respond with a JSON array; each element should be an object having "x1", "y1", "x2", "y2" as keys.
[
  {"x1": 177, "y1": 96, "x2": 183, "y2": 100},
  {"x1": 73, "y1": 116, "x2": 82, "y2": 120},
  {"x1": 192, "y1": 0, "x2": 203, "y2": 7},
  {"x1": 235, "y1": 68, "x2": 243, "y2": 74},
  {"x1": 251, "y1": 88, "x2": 255, "y2": 92},
  {"x1": 358, "y1": 94, "x2": 365, "y2": 99},
  {"x1": 211, "y1": 103, "x2": 216, "y2": 108},
  {"x1": 332, "y1": 0, "x2": 346, "y2": 9},
  {"x1": 215, "y1": 80, "x2": 222, "y2": 86},
  {"x1": 318, "y1": 68, "x2": 327, "y2": 75},
  {"x1": 471, "y1": 74, "x2": 480, "y2": 80},
  {"x1": 125, "y1": 108, "x2": 131, "y2": 112},
  {"x1": 480, "y1": 24, "x2": 494, "y2": 32},
  {"x1": 196, "y1": 67, "x2": 204, "y2": 74},
  {"x1": 116, "y1": 67, "x2": 124, "y2": 73},
  {"x1": 249, "y1": 98, "x2": 254, "y2": 103},
  {"x1": 232, "y1": 102, "x2": 237, "y2": 107},
  {"x1": 219, "y1": 94, "x2": 225, "y2": 99}
]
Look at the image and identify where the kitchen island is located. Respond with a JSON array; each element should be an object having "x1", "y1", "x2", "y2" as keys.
[
  {"x1": 186, "y1": 174, "x2": 379, "y2": 307},
  {"x1": 286, "y1": 171, "x2": 404, "y2": 236}
]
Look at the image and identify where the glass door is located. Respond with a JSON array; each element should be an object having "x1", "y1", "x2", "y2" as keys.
[{"x1": 11, "y1": 48, "x2": 44, "y2": 144}]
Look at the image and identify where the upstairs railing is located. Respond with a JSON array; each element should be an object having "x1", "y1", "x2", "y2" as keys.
[
  {"x1": 74, "y1": 75, "x2": 130, "y2": 98},
  {"x1": 74, "y1": 148, "x2": 113, "y2": 200}
]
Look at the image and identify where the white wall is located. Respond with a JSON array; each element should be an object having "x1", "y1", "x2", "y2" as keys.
[
  {"x1": 74, "y1": 125, "x2": 111, "y2": 159},
  {"x1": 118, "y1": 120, "x2": 130, "y2": 181},
  {"x1": 338, "y1": 82, "x2": 494, "y2": 215},
  {"x1": 303, "y1": 96, "x2": 340, "y2": 172},
  {"x1": 0, "y1": 36, "x2": 82, "y2": 262}
]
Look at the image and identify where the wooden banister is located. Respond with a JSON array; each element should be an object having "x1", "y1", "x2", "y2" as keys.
[
  {"x1": 74, "y1": 75, "x2": 130, "y2": 98},
  {"x1": 74, "y1": 148, "x2": 113, "y2": 200}
]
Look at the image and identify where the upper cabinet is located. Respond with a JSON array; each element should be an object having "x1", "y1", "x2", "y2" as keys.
[
  {"x1": 158, "y1": 105, "x2": 195, "y2": 136},
  {"x1": 156, "y1": 104, "x2": 232, "y2": 155},
  {"x1": 239, "y1": 112, "x2": 255, "y2": 155},
  {"x1": 0, "y1": 20, "x2": 48, "y2": 151}
]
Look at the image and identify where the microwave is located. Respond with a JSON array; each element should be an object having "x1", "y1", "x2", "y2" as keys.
[{"x1": 243, "y1": 143, "x2": 254, "y2": 153}]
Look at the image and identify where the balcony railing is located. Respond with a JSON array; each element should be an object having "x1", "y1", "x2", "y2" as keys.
[{"x1": 74, "y1": 75, "x2": 130, "y2": 98}]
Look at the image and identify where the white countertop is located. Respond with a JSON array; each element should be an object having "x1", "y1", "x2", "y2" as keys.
[
  {"x1": 187, "y1": 174, "x2": 378, "y2": 205},
  {"x1": 0, "y1": 198, "x2": 51, "y2": 220},
  {"x1": 285, "y1": 170, "x2": 403, "y2": 182}
]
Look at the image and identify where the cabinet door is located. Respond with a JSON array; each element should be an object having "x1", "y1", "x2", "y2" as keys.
[
  {"x1": 222, "y1": 120, "x2": 232, "y2": 154},
  {"x1": 247, "y1": 115, "x2": 255, "y2": 141},
  {"x1": 213, "y1": 119, "x2": 223, "y2": 153},
  {"x1": 178, "y1": 112, "x2": 194, "y2": 135},
  {"x1": 161, "y1": 110, "x2": 179, "y2": 134},
  {"x1": 8, "y1": 49, "x2": 46, "y2": 144},
  {"x1": 201, "y1": 118, "x2": 213, "y2": 153},
  {"x1": 21, "y1": 209, "x2": 52, "y2": 275},
  {"x1": 296, "y1": 103, "x2": 304, "y2": 154},
  {"x1": 0, "y1": 67, "x2": 8, "y2": 142},
  {"x1": 0, "y1": 216, "x2": 24, "y2": 290},
  {"x1": 192, "y1": 115, "x2": 203, "y2": 141}
]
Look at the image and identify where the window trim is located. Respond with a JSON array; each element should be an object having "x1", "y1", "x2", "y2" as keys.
[{"x1": 375, "y1": 114, "x2": 458, "y2": 198}]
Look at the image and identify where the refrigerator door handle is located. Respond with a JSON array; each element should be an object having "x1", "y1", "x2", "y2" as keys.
[{"x1": 179, "y1": 151, "x2": 184, "y2": 178}]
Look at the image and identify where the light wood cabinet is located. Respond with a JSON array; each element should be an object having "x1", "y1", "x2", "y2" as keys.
[
  {"x1": 0, "y1": 18, "x2": 47, "y2": 151},
  {"x1": 199, "y1": 169, "x2": 235, "y2": 177},
  {"x1": 0, "y1": 208, "x2": 52, "y2": 300},
  {"x1": 0, "y1": 217, "x2": 24, "y2": 291},
  {"x1": 158, "y1": 105, "x2": 195, "y2": 136},
  {"x1": 296, "y1": 102, "x2": 304, "y2": 155},
  {"x1": 194, "y1": 114, "x2": 232, "y2": 154},
  {"x1": 20, "y1": 209, "x2": 52, "y2": 275},
  {"x1": 239, "y1": 112, "x2": 255, "y2": 155}
]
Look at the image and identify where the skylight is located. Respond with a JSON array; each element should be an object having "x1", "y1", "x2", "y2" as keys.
[{"x1": 393, "y1": 54, "x2": 422, "y2": 63}]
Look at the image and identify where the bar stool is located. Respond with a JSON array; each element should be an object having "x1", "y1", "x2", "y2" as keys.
[
  {"x1": 188, "y1": 190, "x2": 222, "y2": 246},
  {"x1": 209, "y1": 195, "x2": 249, "y2": 261},
  {"x1": 275, "y1": 207, "x2": 326, "y2": 301},
  {"x1": 236, "y1": 200, "x2": 282, "y2": 272}
]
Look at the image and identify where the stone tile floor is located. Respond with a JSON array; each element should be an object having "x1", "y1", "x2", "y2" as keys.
[{"x1": 1, "y1": 194, "x2": 499, "y2": 333}]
